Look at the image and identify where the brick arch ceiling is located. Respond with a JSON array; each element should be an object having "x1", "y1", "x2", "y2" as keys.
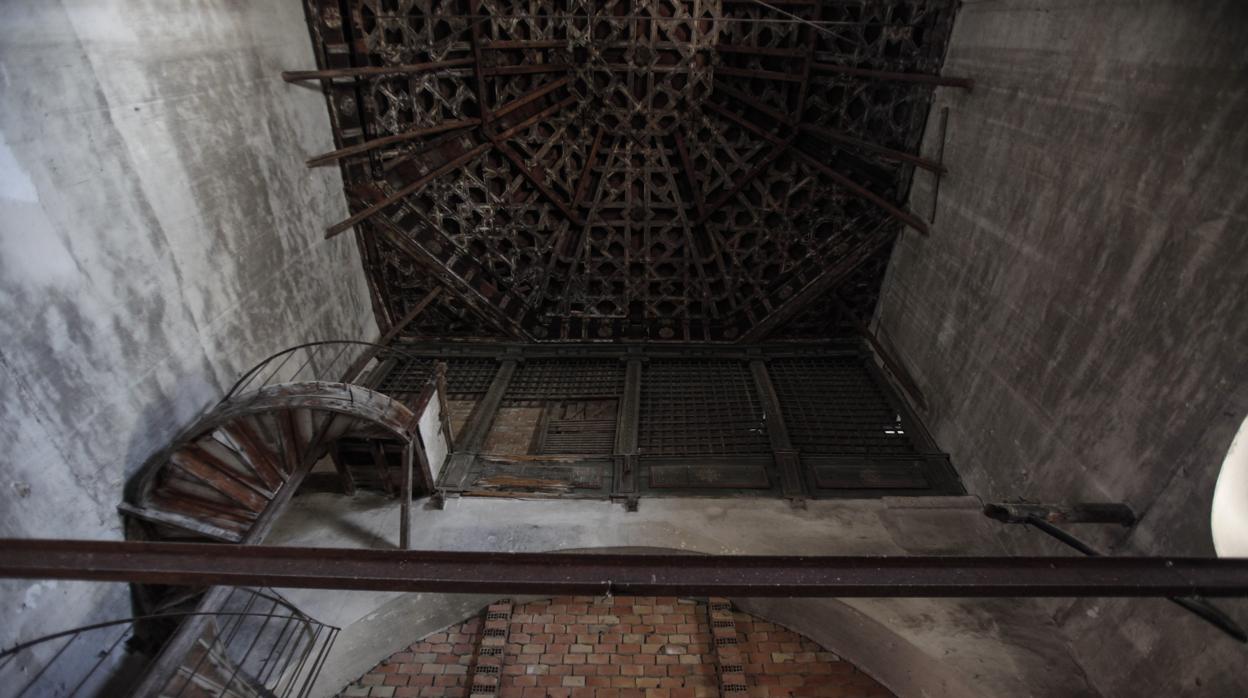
[
  {"x1": 304, "y1": 1, "x2": 959, "y2": 342},
  {"x1": 337, "y1": 596, "x2": 896, "y2": 697}
]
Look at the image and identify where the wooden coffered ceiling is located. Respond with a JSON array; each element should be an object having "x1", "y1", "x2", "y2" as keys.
[{"x1": 292, "y1": 0, "x2": 964, "y2": 342}]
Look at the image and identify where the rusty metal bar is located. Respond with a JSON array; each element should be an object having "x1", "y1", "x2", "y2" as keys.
[
  {"x1": 811, "y1": 63, "x2": 974, "y2": 89},
  {"x1": 282, "y1": 57, "x2": 475, "y2": 82},
  {"x1": 985, "y1": 502, "x2": 1138, "y2": 527},
  {"x1": 3, "y1": 539, "x2": 1248, "y2": 598}
]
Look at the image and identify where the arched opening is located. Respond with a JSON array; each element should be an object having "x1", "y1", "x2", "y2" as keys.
[{"x1": 336, "y1": 596, "x2": 894, "y2": 698}]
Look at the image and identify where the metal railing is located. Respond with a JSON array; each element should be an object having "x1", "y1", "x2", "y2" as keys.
[
  {"x1": 0, "y1": 588, "x2": 338, "y2": 698},
  {"x1": 223, "y1": 340, "x2": 432, "y2": 402}
]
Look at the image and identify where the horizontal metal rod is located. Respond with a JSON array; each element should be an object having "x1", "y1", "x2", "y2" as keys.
[{"x1": 2, "y1": 539, "x2": 1248, "y2": 598}]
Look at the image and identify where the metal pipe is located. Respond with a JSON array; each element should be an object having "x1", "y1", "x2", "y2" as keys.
[{"x1": 1022, "y1": 516, "x2": 1247, "y2": 643}]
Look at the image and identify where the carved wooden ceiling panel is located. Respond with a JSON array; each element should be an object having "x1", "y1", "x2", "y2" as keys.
[{"x1": 298, "y1": 0, "x2": 960, "y2": 342}]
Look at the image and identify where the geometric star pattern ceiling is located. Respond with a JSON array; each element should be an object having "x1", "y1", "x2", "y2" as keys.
[{"x1": 299, "y1": 0, "x2": 959, "y2": 342}]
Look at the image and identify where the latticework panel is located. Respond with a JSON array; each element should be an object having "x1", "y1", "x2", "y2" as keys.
[
  {"x1": 769, "y1": 357, "x2": 919, "y2": 456},
  {"x1": 639, "y1": 360, "x2": 769, "y2": 455},
  {"x1": 375, "y1": 356, "x2": 500, "y2": 398},
  {"x1": 303, "y1": 0, "x2": 960, "y2": 342},
  {"x1": 504, "y1": 359, "x2": 625, "y2": 402}
]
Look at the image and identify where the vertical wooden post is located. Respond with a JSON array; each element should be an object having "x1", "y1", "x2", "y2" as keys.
[
  {"x1": 613, "y1": 353, "x2": 644, "y2": 497},
  {"x1": 442, "y1": 357, "x2": 518, "y2": 489},
  {"x1": 749, "y1": 359, "x2": 805, "y2": 498},
  {"x1": 401, "y1": 442, "x2": 413, "y2": 550}
]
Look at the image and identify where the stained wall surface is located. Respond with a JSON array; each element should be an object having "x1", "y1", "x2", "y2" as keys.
[
  {"x1": 880, "y1": 1, "x2": 1248, "y2": 695},
  {"x1": 0, "y1": 0, "x2": 374, "y2": 648}
]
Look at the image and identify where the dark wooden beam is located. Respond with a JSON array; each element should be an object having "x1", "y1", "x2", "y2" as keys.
[
  {"x1": 812, "y1": 62, "x2": 974, "y2": 89},
  {"x1": 482, "y1": 64, "x2": 572, "y2": 77},
  {"x1": 325, "y1": 142, "x2": 492, "y2": 239},
  {"x1": 494, "y1": 95, "x2": 579, "y2": 141},
  {"x1": 491, "y1": 77, "x2": 572, "y2": 121},
  {"x1": 612, "y1": 354, "x2": 643, "y2": 496},
  {"x1": 306, "y1": 119, "x2": 480, "y2": 168},
  {"x1": 340, "y1": 287, "x2": 444, "y2": 383},
  {"x1": 468, "y1": 0, "x2": 492, "y2": 124},
  {"x1": 741, "y1": 228, "x2": 898, "y2": 342},
  {"x1": 282, "y1": 57, "x2": 475, "y2": 82},
  {"x1": 672, "y1": 129, "x2": 707, "y2": 220},
  {"x1": 705, "y1": 101, "x2": 929, "y2": 234},
  {"x1": 572, "y1": 126, "x2": 606, "y2": 209},
  {"x1": 832, "y1": 294, "x2": 928, "y2": 411},
  {"x1": 715, "y1": 66, "x2": 805, "y2": 83},
  {"x1": 715, "y1": 83, "x2": 795, "y2": 127},
  {"x1": 794, "y1": 150, "x2": 930, "y2": 234},
  {"x1": 715, "y1": 44, "x2": 808, "y2": 59},
  {"x1": 800, "y1": 123, "x2": 946, "y2": 174},
  {"x1": 368, "y1": 216, "x2": 533, "y2": 341},
  {"x1": 481, "y1": 40, "x2": 569, "y2": 50},
  {"x1": 748, "y1": 359, "x2": 805, "y2": 498},
  {"x1": 492, "y1": 139, "x2": 585, "y2": 226},
  {"x1": 442, "y1": 358, "x2": 517, "y2": 490}
]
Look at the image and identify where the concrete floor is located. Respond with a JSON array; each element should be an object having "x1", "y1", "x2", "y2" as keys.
[{"x1": 883, "y1": 1, "x2": 1248, "y2": 695}]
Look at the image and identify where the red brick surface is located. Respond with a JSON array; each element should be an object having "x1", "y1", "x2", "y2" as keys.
[{"x1": 339, "y1": 597, "x2": 895, "y2": 698}]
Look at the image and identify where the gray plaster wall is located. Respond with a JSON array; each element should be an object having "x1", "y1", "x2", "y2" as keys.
[
  {"x1": 880, "y1": 1, "x2": 1248, "y2": 695},
  {"x1": 266, "y1": 493, "x2": 1098, "y2": 698},
  {"x1": 0, "y1": 0, "x2": 375, "y2": 651}
]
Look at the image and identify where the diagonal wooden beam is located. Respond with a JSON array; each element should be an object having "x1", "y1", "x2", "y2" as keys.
[
  {"x1": 715, "y1": 44, "x2": 808, "y2": 59},
  {"x1": 715, "y1": 82, "x2": 795, "y2": 126},
  {"x1": 306, "y1": 119, "x2": 481, "y2": 167},
  {"x1": 492, "y1": 139, "x2": 585, "y2": 226},
  {"x1": 494, "y1": 95, "x2": 579, "y2": 141},
  {"x1": 339, "y1": 287, "x2": 445, "y2": 383},
  {"x1": 799, "y1": 123, "x2": 946, "y2": 174},
  {"x1": 369, "y1": 214, "x2": 533, "y2": 341},
  {"x1": 812, "y1": 62, "x2": 974, "y2": 89},
  {"x1": 325, "y1": 142, "x2": 492, "y2": 239},
  {"x1": 490, "y1": 76, "x2": 572, "y2": 121},
  {"x1": 572, "y1": 126, "x2": 606, "y2": 209},
  {"x1": 695, "y1": 138, "x2": 792, "y2": 226},
  {"x1": 468, "y1": 0, "x2": 493, "y2": 125},
  {"x1": 703, "y1": 100, "x2": 928, "y2": 234},
  {"x1": 740, "y1": 226, "x2": 899, "y2": 342},
  {"x1": 715, "y1": 65, "x2": 805, "y2": 83},
  {"x1": 282, "y1": 57, "x2": 475, "y2": 82},
  {"x1": 792, "y1": 150, "x2": 929, "y2": 234},
  {"x1": 482, "y1": 64, "x2": 572, "y2": 77},
  {"x1": 672, "y1": 129, "x2": 707, "y2": 220},
  {"x1": 482, "y1": 40, "x2": 569, "y2": 50}
]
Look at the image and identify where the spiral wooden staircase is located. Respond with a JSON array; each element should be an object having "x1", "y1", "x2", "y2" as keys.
[{"x1": 120, "y1": 342, "x2": 449, "y2": 547}]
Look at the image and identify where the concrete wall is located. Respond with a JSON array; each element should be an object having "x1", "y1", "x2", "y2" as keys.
[
  {"x1": 0, "y1": 0, "x2": 375, "y2": 650},
  {"x1": 881, "y1": 1, "x2": 1248, "y2": 695}
]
